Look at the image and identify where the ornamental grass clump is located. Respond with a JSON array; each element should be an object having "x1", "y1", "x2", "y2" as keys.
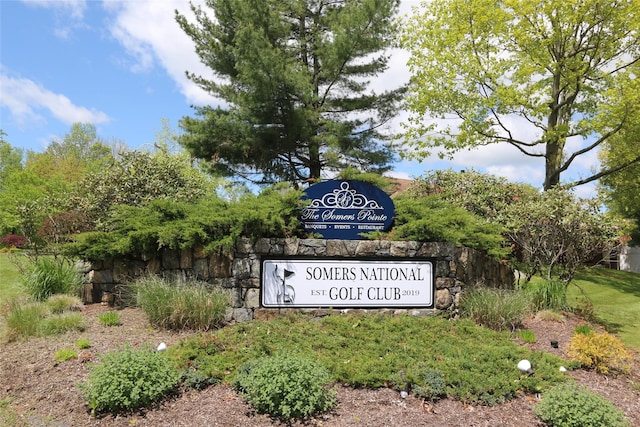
[
  {"x1": 46, "y1": 294, "x2": 83, "y2": 314},
  {"x1": 233, "y1": 354, "x2": 336, "y2": 420},
  {"x1": 2, "y1": 297, "x2": 85, "y2": 341},
  {"x1": 21, "y1": 257, "x2": 83, "y2": 301},
  {"x1": 79, "y1": 345, "x2": 179, "y2": 415},
  {"x1": 529, "y1": 280, "x2": 569, "y2": 311},
  {"x1": 97, "y1": 311, "x2": 120, "y2": 326},
  {"x1": 459, "y1": 287, "x2": 532, "y2": 331},
  {"x1": 2, "y1": 298, "x2": 48, "y2": 341},
  {"x1": 535, "y1": 382, "x2": 629, "y2": 427},
  {"x1": 136, "y1": 276, "x2": 229, "y2": 331}
]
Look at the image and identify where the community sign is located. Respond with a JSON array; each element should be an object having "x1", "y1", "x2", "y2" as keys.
[
  {"x1": 261, "y1": 258, "x2": 434, "y2": 308},
  {"x1": 300, "y1": 180, "x2": 395, "y2": 240}
]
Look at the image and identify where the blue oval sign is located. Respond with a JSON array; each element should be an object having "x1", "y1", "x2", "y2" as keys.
[{"x1": 300, "y1": 180, "x2": 395, "y2": 240}]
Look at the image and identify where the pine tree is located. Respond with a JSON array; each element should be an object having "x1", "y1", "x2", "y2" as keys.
[{"x1": 176, "y1": 0, "x2": 404, "y2": 184}]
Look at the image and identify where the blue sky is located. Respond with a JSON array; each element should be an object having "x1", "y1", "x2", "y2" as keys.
[{"x1": 1, "y1": 0, "x2": 600, "y2": 197}]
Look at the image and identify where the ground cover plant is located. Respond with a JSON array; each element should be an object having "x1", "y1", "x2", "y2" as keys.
[
  {"x1": 168, "y1": 313, "x2": 570, "y2": 406},
  {"x1": 54, "y1": 348, "x2": 78, "y2": 363}
]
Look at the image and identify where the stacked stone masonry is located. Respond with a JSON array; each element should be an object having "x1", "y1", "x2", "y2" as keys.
[{"x1": 80, "y1": 238, "x2": 514, "y2": 323}]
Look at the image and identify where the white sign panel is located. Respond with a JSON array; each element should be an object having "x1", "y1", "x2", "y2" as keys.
[{"x1": 262, "y1": 259, "x2": 433, "y2": 308}]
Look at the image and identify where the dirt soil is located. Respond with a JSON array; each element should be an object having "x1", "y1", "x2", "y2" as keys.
[{"x1": 1, "y1": 305, "x2": 639, "y2": 427}]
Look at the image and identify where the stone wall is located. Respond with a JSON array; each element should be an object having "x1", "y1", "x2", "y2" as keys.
[{"x1": 79, "y1": 238, "x2": 514, "y2": 322}]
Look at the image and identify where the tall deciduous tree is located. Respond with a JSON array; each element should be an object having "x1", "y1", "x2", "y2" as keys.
[
  {"x1": 176, "y1": 0, "x2": 404, "y2": 184},
  {"x1": 0, "y1": 131, "x2": 23, "y2": 191},
  {"x1": 401, "y1": 0, "x2": 640, "y2": 190},
  {"x1": 599, "y1": 70, "x2": 640, "y2": 242}
]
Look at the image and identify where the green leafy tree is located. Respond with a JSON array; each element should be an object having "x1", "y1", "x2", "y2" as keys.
[
  {"x1": 66, "y1": 150, "x2": 213, "y2": 230},
  {"x1": 176, "y1": 0, "x2": 405, "y2": 184},
  {"x1": 599, "y1": 71, "x2": 640, "y2": 243},
  {"x1": 44, "y1": 123, "x2": 113, "y2": 168},
  {"x1": 0, "y1": 156, "x2": 71, "y2": 244},
  {"x1": 0, "y1": 124, "x2": 116, "y2": 247},
  {"x1": 0, "y1": 134, "x2": 25, "y2": 236},
  {"x1": 401, "y1": 0, "x2": 640, "y2": 190},
  {"x1": 504, "y1": 187, "x2": 629, "y2": 282},
  {"x1": 0, "y1": 132, "x2": 23, "y2": 191}
]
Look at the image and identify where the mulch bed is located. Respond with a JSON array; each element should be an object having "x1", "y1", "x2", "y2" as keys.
[{"x1": 1, "y1": 305, "x2": 638, "y2": 426}]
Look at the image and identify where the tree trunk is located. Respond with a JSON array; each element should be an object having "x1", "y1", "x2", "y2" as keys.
[{"x1": 544, "y1": 140, "x2": 564, "y2": 190}]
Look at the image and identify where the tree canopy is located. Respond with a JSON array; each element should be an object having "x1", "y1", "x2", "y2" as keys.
[
  {"x1": 599, "y1": 79, "x2": 640, "y2": 243},
  {"x1": 401, "y1": 0, "x2": 640, "y2": 190},
  {"x1": 176, "y1": 0, "x2": 405, "y2": 185}
]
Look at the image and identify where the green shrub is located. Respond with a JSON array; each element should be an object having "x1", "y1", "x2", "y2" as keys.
[
  {"x1": 568, "y1": 332, "x2": 632, "y2": 374},
  {"x1": 66, "y1": 185, "x2": 305, "y2": 260},
  {"x1": 459, "y1": 288, "x2": 532, "y2": 331},
  {"x1": 75, "y1": 338, "x2": 91, "y2": 349},
  {"x1": 393, "y1": 366, "x2": 447, "y2": 402},
  {"x1": 529, "y1": 280, "x2": 568, "y2": 311},
  {"x1": 55, "y1": 348, "x2": 78, "y2": 363},
  {"x1": 39, "y1": 312, "x2": 85, "y2": 336},
  {"x1": 79, "y1": 345, "x2": 179, "y2": 415},
  {"x1": 136, "y1": 276, "x2": 229, "y2": 331},
  {"x1": 46, "y1": 294, "x2": 83, "y2": 314},
  {"x1": 535, "y1": 382, "x2": 629, "y2": 427},
  {"x1": 389, "y1": 195, "x2": 508, "y2": 258},
  {"x1": 233, "y1": 354, "x2": 336, "y2": 420},
  {"x1": 21, "y1": 257, "x2": 83, "y2": 301},
  {"x1": 97, "y1": 311, "x2": 120, "y2": 327}
]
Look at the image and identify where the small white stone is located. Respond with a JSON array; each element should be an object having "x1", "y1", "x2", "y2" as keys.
[
  {"x1": 559, "y1": 366, "x2": 567, "y2": 372},
  {"x1": 400, "y1": 390, "x2": 408, "y2": 399},
  {"x1": 157, "y1": 342, "x2": 167, "y2": 351},
  {"x1": 517, "y1": 359, "x2": 533, "y2": 373}
]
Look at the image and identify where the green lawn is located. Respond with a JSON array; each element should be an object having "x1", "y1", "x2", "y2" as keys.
[
  {"x1": 569, "y1": 267, "x2": 640, "y2": 350},
  {"x1": 0, "y1": 252, "x2": 25, "y2": 304}
]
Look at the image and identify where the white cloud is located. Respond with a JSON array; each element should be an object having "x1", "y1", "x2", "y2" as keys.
[
  {"x1": 21, "y1": 0, "x2": 87, "y2": 19},
  {"x1": 104, "y1": 0, "x2": 219, "y2": 106},
  {"x1": 0, "y1": 72, "x2": 110, "y2": 128}
]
